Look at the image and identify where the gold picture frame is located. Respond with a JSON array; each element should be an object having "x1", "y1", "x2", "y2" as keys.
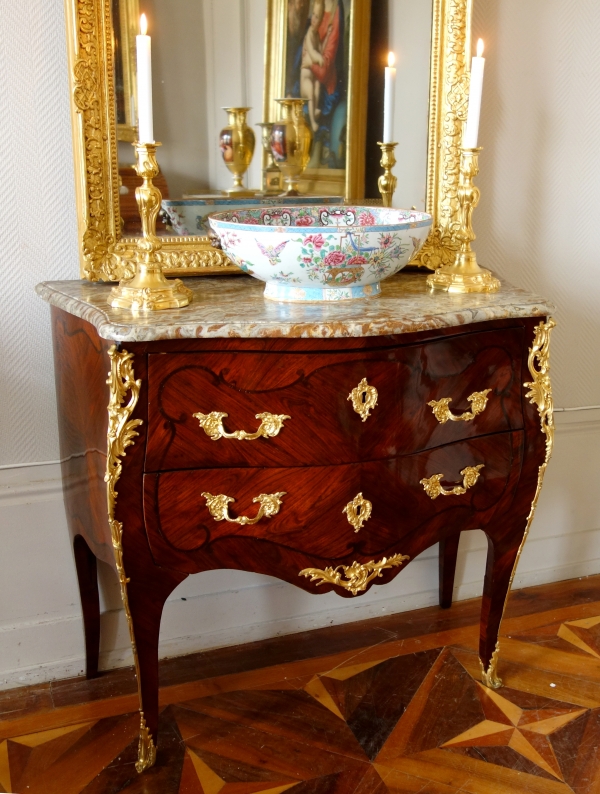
[
  {"x1": 64, "y1": 0, "x2": 236, "y2": 282},
  {"x1": 64, "y1": 0, "x2": 472, "y2": 281}
]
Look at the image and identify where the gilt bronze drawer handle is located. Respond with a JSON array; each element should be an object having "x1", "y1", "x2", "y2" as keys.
[
  {"x1": 420, "y1": 464, "x2": 484, "y2": 500},
  {"x1": 201, "y1": 491, "x2": 286, "y2": 525},
  {"x1": 428, "y1": 389, "x2": 492, "y2": 424},
  {"x1": 343, "y1": 492, "x2": 372, "y2": 533},
  {"x1": 348, "y1": 378, "x2": 378, "y2": 422},
  {"x1": 299, "y1": 553, "x2": 410, "y2": 596},
  {"x1": 193, "y1": 411, "x2": 290, "y2": 441}
]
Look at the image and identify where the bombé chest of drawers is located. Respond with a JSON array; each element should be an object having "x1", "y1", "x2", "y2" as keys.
[{"x1": 37, "y1": 273, "x2": 555, "y2": 774}]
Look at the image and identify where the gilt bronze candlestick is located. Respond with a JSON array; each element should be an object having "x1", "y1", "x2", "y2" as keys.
[
  {"x1": 377, "y1": 142, "x2": 398, "y2": 207},
  {"x1": 427, "y1": 147, "x2": 500, "y2": 294},
  {"x1": 109, "y1": 142, "x2": 192, "y2": 311}
]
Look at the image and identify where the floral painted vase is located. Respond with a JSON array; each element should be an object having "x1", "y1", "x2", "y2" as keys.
[{"x1": 219, "y1": 107, "x2": 256, "y2": 196}]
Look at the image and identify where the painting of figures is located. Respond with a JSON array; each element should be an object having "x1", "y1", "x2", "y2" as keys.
[
  {"x1": 266, "y1": 0, "x2": 370, "y2": 197},
  {"x1": 285, "y1": 0, "x2": 350, "y2": 171}
]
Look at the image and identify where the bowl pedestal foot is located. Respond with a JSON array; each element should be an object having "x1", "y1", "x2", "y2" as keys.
[{"x1": 263, "y1": 282, "x2": 382, "y2": 303}]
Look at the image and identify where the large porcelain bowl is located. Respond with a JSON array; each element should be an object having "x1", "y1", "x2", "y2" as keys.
[{"x1": 209, "y1": 205, "x2": 433, "y2": 301}]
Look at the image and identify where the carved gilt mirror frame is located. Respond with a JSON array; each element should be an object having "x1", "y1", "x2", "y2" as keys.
[{"x1": 64, "y1": 0, "x2": 472, "y2": 281}]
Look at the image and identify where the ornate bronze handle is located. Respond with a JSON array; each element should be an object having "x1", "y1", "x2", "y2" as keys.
[
  {"x1": 348, "y1": 378, "x2": 378, "y2": 422},
  {"x1": 428, "y1": 389, "x2": 491, "y2": 424},
  {"x1": 343, "y1": 493, "x2": 372, "y2": 533},
  {"x1": 201, "y1": 491, "x2": 286, "y2": 525},
  {"x1": 420, "y1": 465, "x2": 484, "y2": 500},
  {"x1": 299, "y1": 553, "x2": 410, "y2": 596},
  {"x1": 193, "y1": 411, "x2": 290, "y2": 441}
]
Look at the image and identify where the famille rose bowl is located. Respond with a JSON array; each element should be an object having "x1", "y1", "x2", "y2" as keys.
[{"x1": 208, "y1": 205, "x2": 433, "y2": 302}]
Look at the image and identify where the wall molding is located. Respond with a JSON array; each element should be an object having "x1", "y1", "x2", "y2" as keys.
[{"x1": 1, "y1": 532, "x2": 599, "y2": 690}]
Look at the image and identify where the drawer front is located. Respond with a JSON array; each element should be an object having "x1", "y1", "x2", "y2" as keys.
[
  {"x1": 146, "y1": 327, "x2": 524, "y2": 471},
  {"x1": 144, "y1": 432, "x2": 523, "y2": 587}
]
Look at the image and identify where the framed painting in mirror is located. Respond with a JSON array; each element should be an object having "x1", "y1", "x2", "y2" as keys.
[
  {"x1": 112, "y1": 0, "x2": 138, "y2": 142},
  {"x1": 264, "y1": 0, "x2": 371, "y2": 199},
  {"x1": 64, "y1": 0, "x2": 474, "y2": 281}
]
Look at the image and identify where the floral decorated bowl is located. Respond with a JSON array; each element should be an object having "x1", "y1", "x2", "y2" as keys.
[
  {"x1": 208, "y1": 205, "x2": 433, "y2": 301},
  {"x1": 161, "y1": 195, "x2": 343, "y2": 236}
]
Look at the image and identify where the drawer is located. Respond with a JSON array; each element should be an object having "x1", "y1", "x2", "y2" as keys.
[
  {"x1": 144, "y1": 432, "x2": 524, "y2": 585},
  {"x1": 145, "y1": 327, "x2": 525, "y2": 471}
]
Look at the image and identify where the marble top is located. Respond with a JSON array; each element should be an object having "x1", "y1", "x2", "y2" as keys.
[{"x1": 36, "y1": 273, "x2": 555, "y2": 343}]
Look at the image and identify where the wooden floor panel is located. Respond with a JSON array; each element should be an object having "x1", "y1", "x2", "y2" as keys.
[{"x1": 2, "y1": 575, "x2": 600, "y2": 792}]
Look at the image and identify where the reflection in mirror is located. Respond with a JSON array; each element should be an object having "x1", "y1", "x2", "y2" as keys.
[
  {"x1": 112, "y1": 0, "x2": 432, "y2": 237},
  {"x1": 112, "y1": 0, "x2": 139, "y2": 142}
]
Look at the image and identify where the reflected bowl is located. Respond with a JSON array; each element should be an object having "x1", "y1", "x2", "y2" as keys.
[
  {"x1": 161, "y1": 195, "x2": 342, "y2": 236},
  {"x1": 208, "y1": 205, "x2": 433, "y2": 302}
]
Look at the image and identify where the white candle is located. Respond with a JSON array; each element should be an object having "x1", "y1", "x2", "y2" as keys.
[
  {"x1": 383, "y1": 52, "x2": 396, "y2": 144},
  {"x1": 463, "y1": 39, "x2": 485, "y2": 148},
  {"x1": 136, "y1": 14, "x2": 154, "y2": 143}
]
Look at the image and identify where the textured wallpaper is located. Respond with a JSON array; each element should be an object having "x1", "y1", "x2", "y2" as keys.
[
  {"x1": 473, "y1": 0, "x2": 600, "y2": 409},
  {"x1": 0, "y1": 2, "x2": 79, "y2": 466},
  {"x1": 1, "y1": 0, "x2": 598, "y2": 466}
]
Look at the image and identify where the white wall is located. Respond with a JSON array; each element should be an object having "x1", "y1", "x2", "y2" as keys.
[
  {"x1": 118, "y1": 0, "x2": 268, "y2": 197},
  {"x1": 203, "y1": 0, "x2": 267, "y2": 194},
  {"x1": 473, "y1": 0, "x2": 600, "y2": 410},
  {"x1": 389, "y1": 0, "x2": 433, "y2": 210},
  {"x1": 1, "y1": 0, "x2": 600, "y2": 688}
]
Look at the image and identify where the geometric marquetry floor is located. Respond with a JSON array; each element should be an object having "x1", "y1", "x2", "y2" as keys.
[{"x1": 2, "y1": 575, "x2": 600, "y2": 793}]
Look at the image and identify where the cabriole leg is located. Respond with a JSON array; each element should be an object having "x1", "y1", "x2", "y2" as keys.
[
  {"x1": 479, "y1": 533, "x2": 524, "y2": 689},
  {"x1": 126, "y1": 567, "x2": 184, "y2": 773},
  {"x1": 439, "y1": 533, "x2": 461, "y2": 609},
  {"x1": 73, "y1": 535, "x2": 100, "y2": 679}
]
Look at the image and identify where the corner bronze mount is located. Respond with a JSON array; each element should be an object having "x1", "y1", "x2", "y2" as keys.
[
  {"x1": 479, "y1": 318, "x2": 556, "y2": 690},
  {"x1": 105, "y1": 346, "x2": 156, "y2": 772}
]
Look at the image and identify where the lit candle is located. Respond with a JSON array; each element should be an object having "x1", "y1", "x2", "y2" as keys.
[
  {"x1": 136, "y1": 14, "x2": 154, "y2": 143},
  {"x1": 463, "y1": 39, "x2": 485, "y2": 148},
  {"x1": 383, "y1": 52, "x2": 396, "y2": 144}
]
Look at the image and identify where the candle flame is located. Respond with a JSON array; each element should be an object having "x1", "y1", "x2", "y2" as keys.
[
  {"x1": 477, "y1": 38, "x2": 484, "y2": 57},
  {"x1": 388, "y1": 52, "x2": 395, "y2": 68},
  {"x1": 140, "y1": 14, "x2": 148, "y2": 35}
]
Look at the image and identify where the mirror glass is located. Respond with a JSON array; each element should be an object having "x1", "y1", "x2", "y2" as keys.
[{"x1": 114, "y1": 0, "x2": 433, "y2": 237}]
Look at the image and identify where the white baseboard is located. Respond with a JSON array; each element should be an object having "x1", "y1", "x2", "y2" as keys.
[
  {"x1": 1, "y1": 548, "x2": 599, "y2": 691},
  {"x1": 0, "y1": 410, "x2": 599, "y2": 690}
]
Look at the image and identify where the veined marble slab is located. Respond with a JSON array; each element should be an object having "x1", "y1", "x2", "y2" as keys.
[{"x1": 36, "y1": 273, "x2": 555, "y2": 342}]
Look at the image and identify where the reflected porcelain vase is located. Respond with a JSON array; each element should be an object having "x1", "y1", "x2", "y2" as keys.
[
  {"x1": 270, "y1": 98, "x2": 312, "y2": 196},
  {"x1": 219, "y1": 107, "x2": 256, "y2": 196}
]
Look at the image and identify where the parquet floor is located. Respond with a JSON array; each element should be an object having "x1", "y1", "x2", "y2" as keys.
[{"x1": 2, "y1": 576, "x2": 600, "y2": 793}]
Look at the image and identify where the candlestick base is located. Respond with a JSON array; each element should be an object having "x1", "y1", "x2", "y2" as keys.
[
  {"x1": 426, "y1": 147, "x2": 500, "y2": 294},
  {"x1": 377, "y1": 142, "x2": 398, "y2": 208},
  {"x1": 109, "y1": 142, "x2": 192, "y2": 312},
  {"x1": 425, "y1": 256, "x2": 501, "y2": 294},
  {"x1": 109, "y1": 265, "x2": 192, "y2": 311}
]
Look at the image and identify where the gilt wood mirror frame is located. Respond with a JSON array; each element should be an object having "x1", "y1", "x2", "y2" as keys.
[{"x1": 64, "y1": 0, "x2": 473, "y2": 281}]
